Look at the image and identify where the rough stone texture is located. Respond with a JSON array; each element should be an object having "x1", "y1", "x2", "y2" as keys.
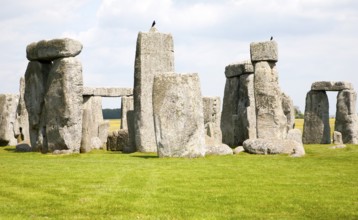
[
  {"x1": 335, "y1": 89, "x2": 358, "y2": 144},
  {"x1": 107, "y1": 130, "x2": 129, "y2": 151},
  {"x1": 45, "y1": 57, "x2": 83, "y2": 153},
  {"x1": 221, "y1": 77, "x2": 240, "y2": 146},
  {"x1": 80, "y1": 109, "x2": 94, "y2": 153},
  {"x1": 203, "y1": 97, "x2": 222, "y2": 142},
  {"x1": 0, "y1": 94, "x2": 19, "y2": 146},
  {"x1": 281, "y1": 92, "x2": 295, "y2": 132},
  {"x1": 243, "y1": 138, "x2": 305, "y2": 157},
  {"x1": 15, "y1": 142, "x2": 32, "y2": 152},
  {"x1": 254, "y1": 61, "x2": 287, "y2": 139},
  {"x1": 333, "y1": 131, "x2": 343, "y2": 145},
  {"x1": 98, "y1": 121, "x2": 109, "y2": 148},
  {"x1": 153, "y1": 73, "x2": 205, "y2": 158},
  {"x1": 133, "y1": 28, "x2": 175, "y2": 153},
  {"x1": 287, "y1": 129, "x2": 303, "y2": 144},
  {"x1": 123, "y1": 110, "x2": 136, "y2": 153},
  {"x1": 121, "y1": 96, "x2": 134, "y2": 130},
  {"x1": 250, "y1": 41, "x2": 278, "y2": 62},
  {"x1": 311, "y1": 81, "x2": 353, "y2": 91},
  {"x1": 233, "y1": 146, "x2": 245, "y2": 154},
  {"x1": 303, "y1": 90, "x2": 330, "y2": 144},
  {"x1": 26, "y1": 38, "x2": 82, "y2": 61},
  {"x1": 14, "y1": 77, "x2": 30, "y2": 144},
  {"x1": 83, "y1": 87, "x2": 133, "y2": 97},
  {"x1": 224, "y1": 60, "x2": 254, "y2": 78},
  {"x1": 237, "y1": 73, "x2": 257, "y2": 145},
  {"x1": 24, "y1": 61, "x2": 52, "y2": 151},
  {"x1": 205, "y1": 142, "x2": 233, "y2": 155}
]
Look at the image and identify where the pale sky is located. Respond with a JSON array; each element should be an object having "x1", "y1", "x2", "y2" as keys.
[{"x1": 1, "y1": 0, "x2": 357, "y2": 115}]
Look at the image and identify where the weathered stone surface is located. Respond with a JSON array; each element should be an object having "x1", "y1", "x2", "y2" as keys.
[
  {"x1": 237, "y1": 73, "x2": 257, "y2": 144},
  {"x1": 15, "y1": 142, "x2": 32, "y2": 152},
  {"x1": 205, "y1": 143, "x2": 233, "y2": 156},
  {"x1": 243, "y1": 138, "x2": 305, "y2": 157},
  {"x1": 0, "y1": 94, "x2": 19, "y2": 146},
  {"x1": 203, "y1": 97, "x2": 222, "y2": 142},
  {"x1": 133, "y1": 29, "x2": 175, "y2": 152},
  {"x1": 26, "y1": 38, "x2": 82, "y2": 61},
  {"x1": 98, "y1": 121, "x2": 109, "y2": 148},
  {"x1": 14, "y1": 77, "x2": 30, "y2": 144},
  {"x1": 107, "y1": 130, "x2": 129, "y2": 151},
  {"x1": 311, "y1": 81, "x2": 353, "y2": 91},
  {"x1": 123, "y1": 110, "x2": 136, "y2": 153},
  {"x1": 224, "y1": 60, "x2": 254, "y2": 78},
  {"x1": 24, "y1": 61, "x2": 52, "y2": 151},
  {"x1": 45, "y1": 57, "x2": 83, "y2": 153},
  {"x1": 282, "y1": 92, "x2": 295, "y2": 132},
  {"x1": 250, "y1": 41, "x2": 278, "y2": 62},
  {"x1": 233, "y1": 146, "x2": 245, "y2": 154},
  {"x1": 287, "y1": 129, "x2": 303, "y2": 144},
  {"x1": 80, "y1": 109, "x2": 95, "y2": 153},
  {"x1": 330, "y1": 144, "x2": 346, "y2": 149},
  {"x1": 121, "y1": 96, "x2": 134, "y2": 130},
  {"x1": 335, "y1": 89, "x2": 358, "y2": 144},
  {"x1": 303, "y1": 90, "x2": 330, "y2": 144},
  {"x1": 153, "y1": 73, "x2": 205, "y2": 158},
  {"x1": 254, "y1": 61, "x2": 287, "y2": 139},
  {"x1": 221, "y1": 77, "x2": 240, "y2": 146},
  {"x1": 83, "y1": 87, "x2": 133, "y2": 97},
  {"x1": 333, "y1": 131, "x2": 343, "y2": 145}
]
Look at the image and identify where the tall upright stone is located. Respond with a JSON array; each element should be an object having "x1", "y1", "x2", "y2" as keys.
[
  {"x1": 14, "y1": 77, "x2": 30, "y2": 144},
  {"x1": 121, "y1": 96, "x2": 135, "y2": 152},
  {"x1": 133, "y1": 27, "x2": 175, "y2": 152},
  {"x1": 302, "y1": 90, "x2": 330, "y2": 144},
  {"x1": 121, "y1": 96, "x2": 134, "y2": 130},
  {"x1": 221, "y1": 61, "x2": 254, "y2": 146},
  {"x1": 45, "y1": 57, "x2": 83, "y2": 153},
  {"x1": 281, "y1": 92, "x2": 295, "y2": 132},
  {"x1": 237, "y1": 73, "x2": 256, "y2": 144},
  {"x1": 203, "y1": 97, "x2": 222, "y2": 142},
  {"x1": 0, "y1": 94, "x2": 19, "y2": 146},
  {"x1": 251, "y1": 41, "x2": 286, "y2": 139},
  {"x1": 335, "y1": 89, "x2": 358, "y2": 144},
  {"x1": 153, "y1": 73, "x2": 205, "y2": 158},
  {"x1": 24, "y1": 61, "x2": 52, "y2": 151}
]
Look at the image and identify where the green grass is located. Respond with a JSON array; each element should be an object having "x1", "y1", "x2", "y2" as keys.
[{"x1": 0, "y1": 145, "x2": 357, "y2": 219}]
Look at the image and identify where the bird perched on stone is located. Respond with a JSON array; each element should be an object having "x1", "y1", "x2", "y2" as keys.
[
  {"x1": 270, "y1": 36, "x2": 273, "y2": 40},
  {"x1": 151, "y1": 20, "x2": 156, "y2": 28}
]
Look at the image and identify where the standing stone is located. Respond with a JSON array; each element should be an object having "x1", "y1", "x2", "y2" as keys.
[
  {"x1": 335, "y1": 89, "x2": 358, "y2": 144},
  {"x1": 121, "y1": 96, "x2": 134, "y2": 130},
  {"x1": 221, "y1": 77, "x2": 240, "y2": 146},
  {"x1": 80, "y1": 109, "x2": 93, "y2": 153},
  {"x1": 153, "y1": 73, "x2": 205, "y2": 158},
  {"x1": 98, "y1": 121, "x2": 109, "y2": 149},
  {"x1": 203, "y1": 97, "x2": 222, "y2": 142},
  {"x1": 45, "y1": 57, "x2": 83, "y2": 153},
  {"x1": 0, "y1": 94, "x2": 19, "y2": 146},
  {"x1": 24, "y1": 61, "x2": 52, "y2": 151},
  {"x1": 237, "y1": 73, "x2": 256, "y2": 144},
  {"x1": 333, "y1": 131, "x2": 343, "y2": 145},
  {"x1": 253, "y1": 61, "x2": 287, "y2": 139},
  {"x1": 133, "y1": 28, "x2": 175, "y2": 152},
  {"x1": 14, "y1": 77, "x2": 30, "y2": 144},
  {"x1": 281, "y1": 92, "x2": 295, "y2": 132},
  {"x1": 302, "y1": 90, "x2": 330, "y2": 144},
  {"x1": 123, "y1": 110, "x2": 136, "y2": 153}
]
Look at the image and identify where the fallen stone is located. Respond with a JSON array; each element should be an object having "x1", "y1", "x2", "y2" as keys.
[
  {"x1": 26, "y1": 38, "x2": 82, "y2": 61},
  {"x1": 243, "y1": 138, "x2": 305, "y2": 157},
  {"x1": 330, "y1": 145, "x2": 347, "y2": 149},
  {"x1": 250, "y1": 41, "x2": 278, "y2": 62},
  {"x1": 205, "y1": 144, "x2": 233, "y2": 156},
  {"x1": 153, "y1": 73, "x2": 205, "y2": 158},
  {"x1": 311, "y1": 81, "x2": 353, "y2": 91},
  {"x1": 233, "y1": 146, "x2": 245, "y2": 154},
  {"x1": 15, "y1": 142, "x2": 32, "y2": 152}
]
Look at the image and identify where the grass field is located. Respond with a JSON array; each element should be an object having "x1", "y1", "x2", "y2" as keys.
[{"x1": 0, "y1": 144, "x2": 357, "y2": 219}]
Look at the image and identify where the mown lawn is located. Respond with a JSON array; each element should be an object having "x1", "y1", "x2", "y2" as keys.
[{"x1": 0, "y1": 144, "x2": 357, "y2": 219}]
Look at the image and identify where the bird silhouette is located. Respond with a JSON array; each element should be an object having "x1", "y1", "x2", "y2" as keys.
[
  {"x1": 270, "y1": 36, "x2": 273, "y2": 41},
  {"x1": 151, "y1": 20, "x2": 156, "y2": 28}
]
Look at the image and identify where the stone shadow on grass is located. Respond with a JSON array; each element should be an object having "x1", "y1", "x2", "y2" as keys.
[{"x1": 130, "y1": 155, "x2": 158, "y2": 159}]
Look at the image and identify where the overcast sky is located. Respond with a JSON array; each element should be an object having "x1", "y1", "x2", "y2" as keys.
[{"x1": 1, "y1": 0, "x2": 357, "y2": 115}]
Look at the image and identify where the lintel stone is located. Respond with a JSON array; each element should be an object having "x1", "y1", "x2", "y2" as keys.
[
  {"x1": 83, "y1": 87, "x2": 133, "y2": 97},
  {"x1": 311, "y1": 81, "x2": 353, "y2": 91},
  {"x1": 225, "y1": 60, "x2": 254, "y2": 78},
  {"x1": 250, "y1": 41, "x2": 278, "y2": 62}
]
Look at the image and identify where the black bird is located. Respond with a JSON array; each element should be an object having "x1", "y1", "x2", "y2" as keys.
[
  {"x1": 270, "y1": 36, "x2": 273, "y2": 41},
  {"x1": 151, "y1": 20, "x2": 156, "y2": 28}
]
